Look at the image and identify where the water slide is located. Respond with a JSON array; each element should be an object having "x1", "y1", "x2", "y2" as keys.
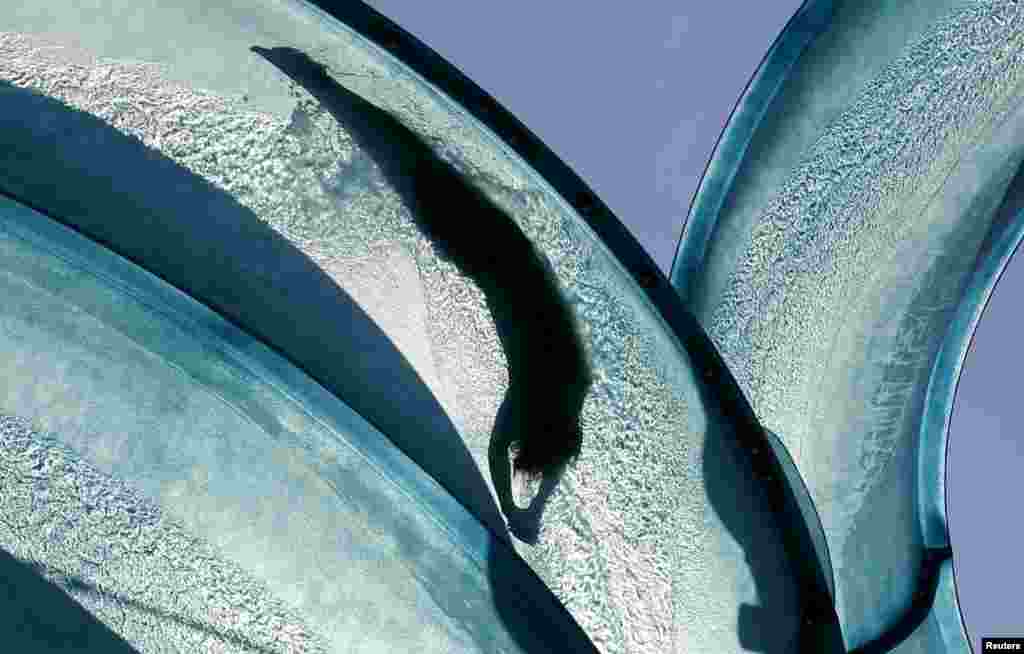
[
  {"x1": 2, "y1": 0, "x2": 1014, "y2": 652},
  {"x1": 673, "y1": 1, "x2": 1024, "y2": 651}
]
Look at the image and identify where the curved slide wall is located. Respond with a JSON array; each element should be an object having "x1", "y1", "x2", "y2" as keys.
[{"x1": 674, "y1": 0, "x2": 1024, "y2": 651}]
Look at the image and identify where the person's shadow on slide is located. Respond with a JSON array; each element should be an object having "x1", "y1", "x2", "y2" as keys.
[{"x1": 249, "y1": 46, "x2": 593, "y2": 546}]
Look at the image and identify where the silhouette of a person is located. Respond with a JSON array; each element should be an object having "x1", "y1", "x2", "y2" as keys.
[
  {"x1": 249, "y1": 45, "x2": 593, "y2": 545},
  {"x1": 409, "y1": 155, "x2": 593, "y2": 545}
]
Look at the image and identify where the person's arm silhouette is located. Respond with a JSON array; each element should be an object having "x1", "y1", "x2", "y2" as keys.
[{"x1": 488, "y1": 414, "x2": 569, "y2": 545}]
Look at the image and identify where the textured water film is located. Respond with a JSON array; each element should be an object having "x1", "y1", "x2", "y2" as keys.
[{"x1": 692, "y1": 1, "x2": 1024, "y2": 648}]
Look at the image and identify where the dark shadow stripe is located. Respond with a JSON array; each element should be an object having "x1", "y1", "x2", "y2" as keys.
[{"x1": 0, "y1": 547, "x2": 140, "y2": 653}]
